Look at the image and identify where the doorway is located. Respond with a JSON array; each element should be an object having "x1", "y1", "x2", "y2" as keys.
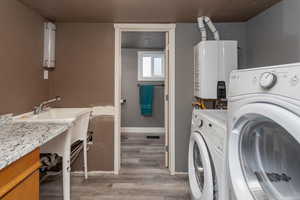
[
  {"x1": 114, "y1": 24, "x2": 176, "y2": 175},
  {"x1": 121, "y1": 31, "x2": 166, "y2": 172}
]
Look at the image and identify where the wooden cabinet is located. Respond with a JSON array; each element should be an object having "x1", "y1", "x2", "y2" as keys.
[{"x1": 0, "y1": 148, "x2": 40, "y2": 200}]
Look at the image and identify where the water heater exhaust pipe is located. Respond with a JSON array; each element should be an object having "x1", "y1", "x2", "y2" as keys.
[
  {"x1": 197, "y1": 17, "x2": 207, "y2": 41},
  {"x1": 197, "y1": 16, "x2": 220, "y2": 41}
]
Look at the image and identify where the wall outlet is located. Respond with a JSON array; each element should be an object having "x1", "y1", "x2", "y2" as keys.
[{"x1": 43, "y1": 70, "x2": 48, "y2": 80}]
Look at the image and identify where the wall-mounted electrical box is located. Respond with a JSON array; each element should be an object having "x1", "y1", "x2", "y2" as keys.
[
  {"x1": 194, "y1": 40, "x2": 238, "y2": 99},
  {"x1": 43, "y1": 22, "x2": 56, "y2": 69}
]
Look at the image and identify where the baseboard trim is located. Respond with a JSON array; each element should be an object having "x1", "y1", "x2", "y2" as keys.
[
  {"x1": 121, "y1": 127, "x2": 165, "y2": 133},
  {"x1": 71, "y1": 171, "x2": 114, "y2": 176}
]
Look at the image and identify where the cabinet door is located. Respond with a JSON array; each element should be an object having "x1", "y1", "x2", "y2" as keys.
[{"x1": 2, "y1": 170, "x2": 39, "y2": 200}]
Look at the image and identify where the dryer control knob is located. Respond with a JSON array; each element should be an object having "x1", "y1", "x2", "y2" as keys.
[{"x1": 259, "y1": 72, "x2": 277, "y2": 89}]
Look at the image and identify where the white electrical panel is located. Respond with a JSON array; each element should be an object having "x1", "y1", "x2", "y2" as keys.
[
  {"x1": 194, "y1": 40, "x2": 237, "y2": 99},
  {"x1": 43, "y1": 22, "x2": 56, "y2": 68}
]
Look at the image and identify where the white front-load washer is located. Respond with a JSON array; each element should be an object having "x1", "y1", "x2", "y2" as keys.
[
  {"x1": 227, "y1": 63, "x2": 300, "y2": 200},
  {"x1": 189, "y1": 108, "x2": 227, "y2": 200}
]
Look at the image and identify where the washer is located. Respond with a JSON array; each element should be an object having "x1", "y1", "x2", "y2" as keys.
[
  {"x1": 227, "y1": 63, "x2": 300, "y2": 200},
  {"x1": 189, "y1": 108, "x2": 227, "y2": 200}
]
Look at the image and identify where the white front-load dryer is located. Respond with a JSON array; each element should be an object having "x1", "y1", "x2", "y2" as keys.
[
  {"x1": 189, "y1": 108, "x2": 227, "y2": 200},
  {"x1": 227, "y1": 63, "x2": 300, "y2": 200}
]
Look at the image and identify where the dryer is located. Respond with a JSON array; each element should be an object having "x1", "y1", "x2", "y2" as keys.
[
  {"x1": 189, "y1": 109, "x2": 227, "y2": 200},
  {"x1": 227, "y1": 63, "x2": 300, "y2": 200}
]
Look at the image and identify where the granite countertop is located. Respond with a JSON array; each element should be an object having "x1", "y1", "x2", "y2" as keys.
[{"x1": 0, "y1": 115, "x2": 69, "y2": 170}]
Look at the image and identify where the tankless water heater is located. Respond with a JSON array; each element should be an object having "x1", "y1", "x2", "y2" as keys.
[{"x1": 194, "y1": 40, "x2": 237, "y2": 99}]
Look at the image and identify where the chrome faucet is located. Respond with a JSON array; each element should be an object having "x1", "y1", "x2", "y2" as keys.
[{"x1": 33, "y1": 96, "x2": 61, "y2": 115}]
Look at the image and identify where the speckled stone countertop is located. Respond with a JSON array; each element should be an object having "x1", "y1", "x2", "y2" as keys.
[{"x1": 0, "y1": 115, "x2": 69, "y2": 170}]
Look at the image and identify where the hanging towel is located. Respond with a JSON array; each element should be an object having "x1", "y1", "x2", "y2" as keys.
[{"x1": 139, "y1": 85, "x2": 154, "y2": 116}]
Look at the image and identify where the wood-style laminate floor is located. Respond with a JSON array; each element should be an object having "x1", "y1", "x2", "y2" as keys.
[{"x1": 40, "y1": 132, "x2": 190, "y2": 200}]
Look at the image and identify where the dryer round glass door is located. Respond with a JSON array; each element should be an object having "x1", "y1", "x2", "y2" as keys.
[
  {"x1": 188, "y1": 132, "x2": 214, "y2": 200},
  {"x1": 229, "y1": 103, "x2": 300, "y2": 200}
]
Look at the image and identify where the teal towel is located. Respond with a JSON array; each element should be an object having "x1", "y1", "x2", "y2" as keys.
[{"x1": 139, "y1": 85, "x2": 154, "y2": 116}]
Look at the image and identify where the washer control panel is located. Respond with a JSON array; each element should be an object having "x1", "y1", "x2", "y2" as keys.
[
  {"x1": 229, "y1": 63, "x2": 300, "y2": 100},
  {"x1": 259, "y1": 72, "x2": 277, "y2": 89}
]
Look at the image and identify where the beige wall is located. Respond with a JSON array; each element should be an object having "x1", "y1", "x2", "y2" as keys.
[
  {"x1": 72, "y1": 116, "x2": 114, "y2": 171},
  {"x1": 49, "y1": 23, "x2": 115, "y2": 107},
  {"x1": 0, "y1": 0, "x2": 48, "y2": 115},
  {"x1": 49, "y1": 23, "x2": 115, "y2": 171},
  {"x1": 0, "y1": 0, "x2": 115, "y2": 172}
]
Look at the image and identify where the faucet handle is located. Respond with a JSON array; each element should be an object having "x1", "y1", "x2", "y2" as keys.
[
  {"x1": 33, "y1": 105, "x2": 39, "y2": 115},
  {"x1": 55, "y1": 96, "x2": 62, "y2": 101}
]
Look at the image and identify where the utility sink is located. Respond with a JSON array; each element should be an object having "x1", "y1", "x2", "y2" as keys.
[
  {"x1": 14, "y1": 108, "x2": 91, "y2": 124},
  {"x1": 14, "y1": 107, "x2": 92, "y2": 186}
]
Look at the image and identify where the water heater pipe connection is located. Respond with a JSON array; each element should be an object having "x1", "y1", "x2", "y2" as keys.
[{"x1": 197, "y1": 16, "x2": 220, "y2": 41}]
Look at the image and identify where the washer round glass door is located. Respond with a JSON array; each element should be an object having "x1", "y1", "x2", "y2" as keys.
[
  {"x1": 188, "y1": 131, "x2": 214, "y2": 200},
  {"x1": 229, "y1": 103, "x2": 300, "y2": 200}
]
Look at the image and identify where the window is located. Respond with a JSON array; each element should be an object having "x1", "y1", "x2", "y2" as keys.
[{"x1": 138, "y1": 51, "x2": 165, "y2": 81}]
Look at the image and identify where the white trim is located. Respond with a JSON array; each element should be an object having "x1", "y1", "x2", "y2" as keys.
[
  {"x1": 114, "y1": 26, "x2": 121, "y2": 175},
  {"x1": 71, "y1": 171, "x2": 114, "y2": 176},
  {"x1": 168, "y1": 26, "x2": 176, "y2": 176},
  {"x1": 121, "y1": 127, "x2": 165, "y2": 133},
  {"x1": 114, "y1": 23, "x2": 176, "y2": 30},
  {"x1": 91, "y1": 106, "x2": 115, "y2": 117},
  {"x1": 114, "y1": 23, "x2": 176, "y2": 176}
]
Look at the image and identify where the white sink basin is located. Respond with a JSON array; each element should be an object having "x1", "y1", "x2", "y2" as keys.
[
  {"x1": 14, "y1": 107, "x2": 92, "y2": 196},
  {"x1": 14, "y1": 108, "x2": 91, "y2": 124}
]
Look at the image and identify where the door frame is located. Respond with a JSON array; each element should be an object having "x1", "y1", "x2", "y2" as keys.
[{"x1": 114, "y1": 23, "x2": 176, "y2": 175}]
